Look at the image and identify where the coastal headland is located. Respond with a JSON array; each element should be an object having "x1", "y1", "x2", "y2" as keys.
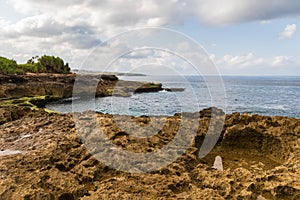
[{"x1": 0, "y1": 73, "x2": 164, "y2": 100}]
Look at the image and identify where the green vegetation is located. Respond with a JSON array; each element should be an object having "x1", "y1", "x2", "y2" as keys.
[
  {"x1": 18, "y1": 64, "x2": 39, "y2": 73},
  {"x1": 0, "y1": 55, "x2": 71, "y2": 75},
  {"x1": 0, "y1": 57, "x2": 23, "y2": 75},
  {"x1": 143, "y1": 82, "x2": 162, "y2": 88},
  {"x1": 35, "y1": 55, "x2": 70, "y2": 74}
]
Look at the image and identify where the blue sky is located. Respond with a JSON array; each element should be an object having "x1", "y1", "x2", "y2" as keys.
[
  {"x1": 0, "y1": 0, "x2": 299, "y2": 75},
  {"x1": 176, "y1": 18, "x2": 299, "y2": 57}
]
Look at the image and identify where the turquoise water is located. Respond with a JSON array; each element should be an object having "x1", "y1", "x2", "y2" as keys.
[{"x1": 46, "y1": 76, "x2": 300, "y2": 118}]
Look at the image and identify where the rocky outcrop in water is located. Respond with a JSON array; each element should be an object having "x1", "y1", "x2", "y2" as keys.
[{"x1": 0, "y1": 107, "x2": 299, "y2": 199}]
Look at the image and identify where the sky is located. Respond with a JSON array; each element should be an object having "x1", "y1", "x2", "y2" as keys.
[{"x1": 0, "y1": 0, "x2": 299, "y2": 75}]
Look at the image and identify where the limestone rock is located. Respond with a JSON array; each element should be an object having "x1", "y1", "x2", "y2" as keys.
[{"x1": 0, "y1": 108, "x2": 299, "y2": 199}]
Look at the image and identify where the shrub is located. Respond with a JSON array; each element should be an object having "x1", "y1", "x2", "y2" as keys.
[
  {"x1": 37, "y1": 55, "x2": 70, "y2": 74},
  {"x1": 0, "y1": 55, "x2": 71, "y2": 75},
  {"x1": 18, "y1": 64, "x2": 39, "y2": 73},
  {"x1": 0, "y1": 57, "x2": 23, "y2": 75}
]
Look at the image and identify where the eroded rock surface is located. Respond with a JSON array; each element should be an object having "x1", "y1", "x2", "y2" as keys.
[
  {"x1": 0, "y1": 108, "x2": 299, "y2": 199},
  {"x1": 0, "y1": 73, "x2": 163, "y2": 99}
]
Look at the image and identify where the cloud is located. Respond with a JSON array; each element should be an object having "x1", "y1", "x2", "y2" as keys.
[
  {"x1": 123, "y1": 49, "x2": 155, "y2": 59},
  {"x1": 279, "y1": 24, "x2": 297, "y2": 39},
  {"x1": 210, "y1": 52, "x2": 300, "y2": 74},
  {"x1": 215, "y1": 53, "x2": 298, "y2": 68},
  {"x1": 1, "y1": 0, "x2": 300, "y2": 72},
  {"x1": 221, "y1": 53, "x2": 255, "y2": 67},
  {"x1": 109, "y1": 49, "x2": 199, "y2": 75},
  {"x1": 7, "y1": 1, "x2": 300, "y2": 29},
  {"x1": 194, "y1": 0, "x2": 300, "y2": 25},
  {"x1": 272, "y1": 56, "x2": 295, "y2": 66}
]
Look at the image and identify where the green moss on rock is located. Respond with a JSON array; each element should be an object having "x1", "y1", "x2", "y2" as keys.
[{"x1": 0, "y1": 96, "x2": 59, "y2": 113}]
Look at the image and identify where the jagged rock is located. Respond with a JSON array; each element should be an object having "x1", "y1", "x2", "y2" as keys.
[
  {"x1": 200, "y1": 107, "x2": 225, "y2": 118},
  {"x1": 0, "y1": 107, "x2": 299, "y2": 199},
  {"x1": 0, "y1": 105, "x2": 31, "y2": 125}
]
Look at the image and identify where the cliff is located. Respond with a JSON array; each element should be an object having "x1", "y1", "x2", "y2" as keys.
[{"x1": 0, "y1": 73, "x2": 163, "y2": 100}]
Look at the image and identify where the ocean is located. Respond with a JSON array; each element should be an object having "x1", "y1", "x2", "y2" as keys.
[{"x1": 46, "y1": 76, "x2": 300, "y2": 118}]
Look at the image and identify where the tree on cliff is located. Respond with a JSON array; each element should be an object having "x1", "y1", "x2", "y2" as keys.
[{"x1": 36, "y1": 55, "x2": 71, "y2": 74}]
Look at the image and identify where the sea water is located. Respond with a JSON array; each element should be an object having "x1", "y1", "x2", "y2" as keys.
[{"x1": 46, "y1": 76, "x2": 300, "y2": 118}]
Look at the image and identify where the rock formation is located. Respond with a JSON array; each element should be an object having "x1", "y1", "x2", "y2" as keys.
[
  {"x1": 0, "y1": 73, "x2": 164, "y2": 100},
  {"x1": 0, "y1": 107, "x2": 299, "y2": 199}
]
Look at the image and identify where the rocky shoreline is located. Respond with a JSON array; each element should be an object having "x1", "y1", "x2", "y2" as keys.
[
  {"x1": 0, "y1": 73, "x2": 181, "y2": 101},
  {"x1": 0, "y1": 73, "x2": 299, "y2": 199},
  {"x1": 0, "y1": 105, "x2": 299, "y2": 199}
]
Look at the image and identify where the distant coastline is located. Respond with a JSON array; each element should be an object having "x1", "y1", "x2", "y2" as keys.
[{"x1": 72, "y1": 69, "x2": 147, "y2": 77}]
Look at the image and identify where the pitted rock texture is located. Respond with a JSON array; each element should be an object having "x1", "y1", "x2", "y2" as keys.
[{"x1": 0, "y1": 108, "x2": 299, "y2": 199}]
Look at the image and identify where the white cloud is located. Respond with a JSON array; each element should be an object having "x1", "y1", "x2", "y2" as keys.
[
  {"x1": 272, "y1": 56, "x2": 295, "y2": 66},
  {"x1": 7, "y1": 0, "x2": 300, "y2": 27},
  {"x1": 279, "y1": 24, "x2": 297, "y2": 39},
  {"x1": 209, "y1": 54, "x2": 216, "y2": 60},
  {"x1": 109, "y1": 49, "x2": 200, "y2": 75},
  {"x1": 1, "y1": 0, "x2": 300, "y2": 72},
  {"x1": 211, "y1": 52, "x2": 300, "y2": 75},
  {"x1": 219, "y1": 53, "x2": 255, "y2": 67},
  {"x1": 194, "y1": 0, "x2": 300, "y2": 25},
  {"x1": 210, "y1": 53, "x2": 300, "y2": 69}
]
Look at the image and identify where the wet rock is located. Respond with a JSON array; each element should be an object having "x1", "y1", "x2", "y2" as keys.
[
  {"x1": 133, "y1": 83, "x2": 163, "y2": 93},
  {"x1": 100, "y1": 74, "x2": 118, "y2": 81},
  {"x1": 163, "y1": 88, "x2": 185, "y2": 92}
]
